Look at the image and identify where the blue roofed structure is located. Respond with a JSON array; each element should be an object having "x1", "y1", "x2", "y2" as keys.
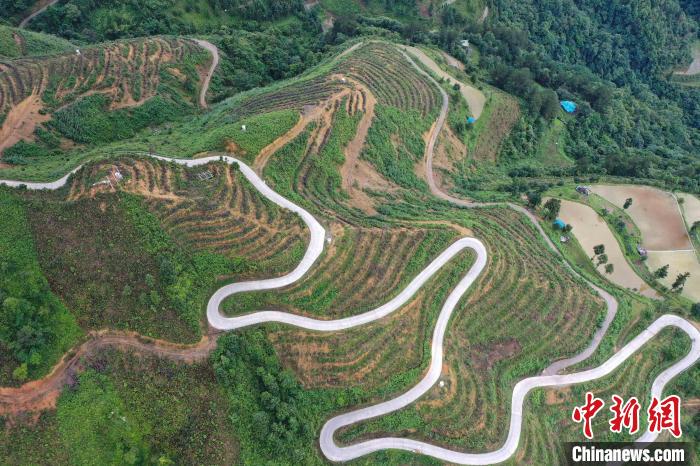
[
  {"x1": 553, "y1": 219, "x2": 566, "y2": 229},
  {"x1": 560, "y1": 100, "x2": 577, "y2": 113}
]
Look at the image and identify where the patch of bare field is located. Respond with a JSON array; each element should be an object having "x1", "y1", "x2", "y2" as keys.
[
  {"x1": 646, "y1": 250, "x2": 700, "y2": 301},
  {"x1": 678, "y1": 193, "x2": 700, "y2": 229},
  {"x1": 0, "y1": 93, "x2": 50, "y2": 155},
  {"x1": 592, "y1": 184, "x2": 692, "y2": 250},
  {"x1": 557, "y1": 199, "x2": 658, "y2": 297}
]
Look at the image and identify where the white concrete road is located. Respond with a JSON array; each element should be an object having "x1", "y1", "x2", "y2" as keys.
[
  {"x1": 1, "y1": 42, "x2": 698, "y2": 465},
  {"x1": 2, "y1": 153, "x2": 698, "y2": 464}
]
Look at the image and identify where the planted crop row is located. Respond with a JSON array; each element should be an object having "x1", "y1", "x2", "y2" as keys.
[
  {"x1": 0, "y1": 37, "x2": 202, "y2": 115},
  {"x1": 336, "y1": 43, "x2": 440, "y2": 116},
  {"x1": 519, "y1": 328, "x2": 695, "y2": 465},
  {"x1": 268, "y1": 241, "x2": 473, "y2": 390},
  {"x1": 229, "y1": 75, "x2": 344, "y2": 121},
  {"x1": 334, "y1": 207, "x2": 606, "y2": 452},
  {"x1": 71, "y1": 157, "x2": 308, "y2": 276}
]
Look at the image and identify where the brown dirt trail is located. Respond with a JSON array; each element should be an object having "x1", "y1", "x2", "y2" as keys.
[{"x1": 0, "y1": 330, "x2": 218, "y2": 420}]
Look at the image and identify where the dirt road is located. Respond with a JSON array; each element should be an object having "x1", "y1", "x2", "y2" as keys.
[{"x1": 191, "y1": 39, "x2": 219, "y2": 109}]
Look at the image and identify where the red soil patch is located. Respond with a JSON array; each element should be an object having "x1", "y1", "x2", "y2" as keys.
[{"x1": 0, "y1": 94, "x2": 50, "y2": 156}]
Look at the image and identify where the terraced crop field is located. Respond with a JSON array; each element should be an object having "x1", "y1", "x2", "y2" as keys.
[
  {"x1": 334, "y1": 207, "x2": 606, "y2": 451},
  {"x1": 223, "y1": 225, "x2": 459, "y2": 317},
  {"x1": 68, "y1": 157, "x2": 308, "y2": 275},
  {"x1": 336, "y1": 42, "x2": 441, "y2": 116},
  {"x1": 0, "y1": 37, "x2": 205, "y2": 116},
  {"x1": 229, "y1": 75, "x2": 346, "y2": 121},
  {"x1": 268, "y1": 245, "x2": 474, "y2": 390}
]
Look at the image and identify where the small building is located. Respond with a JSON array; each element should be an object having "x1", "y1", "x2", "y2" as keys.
[
  {"x1": 637, "y1": 245, "x2": 648, "y2": 257},
  {"x1": 467, "y1": 116, "x2": 476, "y2": 124},
  {"x1": 560, "y1": 100, "x2": 577, "y2": 113},
  {"x1": 560, "y1": 235, "x2": 569, "y2": 243},
  {"x1": 460, "y1": 39, "x2": 470, "y2": 48},
  {"x1": 553, "y1": 219, "x2": 566, "y2": 230},
  {"x1": 576, "y1": 185, "x2": 591, "y2": 196}
]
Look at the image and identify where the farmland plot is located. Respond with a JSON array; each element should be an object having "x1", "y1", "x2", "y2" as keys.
[
  {"x1": 556, "y1": 198, "x2": 657, "y2": 297},
  {"x1": 592, "y1": 184, "x2": 692, "y2": 251}
]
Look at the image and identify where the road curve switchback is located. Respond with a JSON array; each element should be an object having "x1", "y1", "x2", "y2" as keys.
[{"x1": 0, "y1": 42, "x2": 698, "y2": 465}]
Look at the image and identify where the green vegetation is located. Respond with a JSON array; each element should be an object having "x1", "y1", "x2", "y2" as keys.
[
  {"x1": 22, "y1": 190, "x2": 198, "y2": 342},
  {"x1": 0, "y1": 349, "x2": 238, "y2": 464},
  {"x1": 0, "y1": 25, "x2": 75, "y2": 58},
  {"x1": 51, "y1": 94, "x2": 187, "y2": 144},
  {"x1": 519, "y1": 329, "x2": 697, "y2": 464},
  {"x1": 0, "y1": 190, "x2": 81, "y2": 384}
]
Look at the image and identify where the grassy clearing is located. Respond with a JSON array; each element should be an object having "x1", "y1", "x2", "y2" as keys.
[
  {"x1": 0, "y1": 25, "x2": 75, "y2": 59},
  {"x1": 0, "y1": 189, "x2": 81, "y2": 385},
  {"x1": 535, "y1": 118, "x2": 574, "y2": 168}
]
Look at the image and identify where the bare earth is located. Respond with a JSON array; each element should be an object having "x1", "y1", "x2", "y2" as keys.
[
  {"x1": 592, "y1": 184, "x2": 692, "y2": 250},
  {"x1": 400, "y1": 45, "x2": 486, "y2": 119},
  {"x1": 557, "y1": 199, "x2": 658, "y2": 298},
  {"x1": 646, "y1": 250, "x2": 700, "y2": 301},
  {"x1": 0, "y1": 94, "x2": 50, "y2": 156},
  {"x1": 678, "y1": 193, "x2": 700, "y2": 229}
]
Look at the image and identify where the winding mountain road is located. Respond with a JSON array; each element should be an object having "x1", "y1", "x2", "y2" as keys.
[{"x1": 0, "y1": 42, "x2": 698, "y2": 464}]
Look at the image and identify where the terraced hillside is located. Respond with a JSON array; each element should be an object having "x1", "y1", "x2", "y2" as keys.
[
  {"x1": 6, "y1": 156, "x2": 307, "y2": 349},
  {"x1": 0, "y1": 31, "x2": 697, "y2": 466},
  {"x1": 67, "y1": 157, "x2": 309, "y2": 276},
  {"x1": 0, "y1": 37, "x2": 204, "y2": 115},
  {"x1": 0, "y1": 37, "x2": 209, "y2": 158},
  {"x1": 0, "y1": 25, "x2": 74, "y2": 59},
  {"x1": 327, "y1": 206, "x2": 606, "y2": 450}
]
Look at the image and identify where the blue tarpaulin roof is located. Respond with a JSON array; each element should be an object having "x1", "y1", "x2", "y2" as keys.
[
  {"x1": 560, "y1": 100, "x2": 577, "y2": 113},
  {"x1": 553, "y1": 219, "x2": 566, "y2": 229},
  {"x1": 467, "y1": 116, "x2": 476, "y2": 124}
]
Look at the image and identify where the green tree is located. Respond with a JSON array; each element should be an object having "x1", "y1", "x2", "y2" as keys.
[
  {"x1": 593, "y1": 244, "x2": 605, "y2": 256},
  {"x1": 654, "y1": 264, "x2": 669, "y2": 279},
  {"x1": 527, "y1": 191, "x2": 542, "y2": 208},
  {"x1": 671, "y1": 272, "x2": 690, "y2": 292},
  {"x1": 543, "y1": 198, "x2": 561, "y2": 221},
  {"x1": 623, "y1": 198, "x2": 633, "y2": 209},
  {"x1": 540, "y1": 89, "x2": 560, "y2": 120},
  {"x1": 605, "y1": 263, "x2": 614, "y2": 274},
  {"x1": 597, "y1": 254, "x2": 608, "y2": 267},
  {"x1": 12, "y1": 362, "x2": 28, "y2": 382}
]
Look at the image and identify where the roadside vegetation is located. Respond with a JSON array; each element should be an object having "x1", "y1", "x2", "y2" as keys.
[{"x1": 0, "y1": 189, "x2": 81, "y2": 385}]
